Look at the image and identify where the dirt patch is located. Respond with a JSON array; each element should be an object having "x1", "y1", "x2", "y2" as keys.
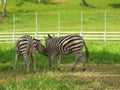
[
  {"x1": 54, "y1": 72, "x2": 120, "y2": 80},
  {"x1": 50, "y1": 0, "x2": 68, "y2": 3},
  {"x1": 46, "y1": 64, "x2": 120, "y2": 79}
]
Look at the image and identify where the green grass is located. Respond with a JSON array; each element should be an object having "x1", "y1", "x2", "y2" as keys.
[
  {"x1": 0, "y1": 0, "x2": 120, "y2": 32},
  {"x1": 0, "y1": 0, "x2": 120, "y2": 89},
  {"x1": 0, "y1": 41, "x2": 120, "y2": 89},
  {"x1": 0, "y1": 41, "x2": 120, "y2": 64},
  {"x1": 1, "y1": 66, "x2": 120, "y2": 90}
]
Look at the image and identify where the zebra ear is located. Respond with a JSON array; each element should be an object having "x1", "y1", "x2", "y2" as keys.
[
  {"x1": 48, "y1": 34, "x2": 52, "y2": 38},
  {"x1": 34, "y1": 38, "x2": 40, "y2": 42}
]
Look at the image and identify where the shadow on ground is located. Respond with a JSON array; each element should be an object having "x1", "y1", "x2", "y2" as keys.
[{"x1": 109, "y1": 3, "x2": 120, "y2": 8}]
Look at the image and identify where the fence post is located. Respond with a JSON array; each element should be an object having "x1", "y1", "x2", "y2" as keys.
[
  {"x1": 57, "y1": 12, "x2": 60, "y2": 37},
  {"x1": 13, "y1": 14, "x2": 16, "y2": 43},
  {"x1": 36, "y1": 12, "x2": 38, "y2": 38},
  {"x1": 104, "y1": 12, "x2": 107, "y2": 42},
  {"x1": 80, "y1": 12, "x2": 83, "y2": 36}
]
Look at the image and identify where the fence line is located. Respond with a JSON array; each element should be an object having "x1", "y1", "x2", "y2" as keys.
[
  {"x1": 0, "y1": 12, "x2": 120, "y2": 44},
  {"x1": 0, "y1": 31, "x2": 120, "y2": 44}
]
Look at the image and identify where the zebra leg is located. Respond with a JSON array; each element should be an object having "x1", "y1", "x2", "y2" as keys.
[
  {"x1": 57, "y1": 55, "x2": 61, "y2": 71},
  {"x1": 81, "y1": 57, "x2": 87, "y2": 71},
  {"x1": 30, "y1": 52, "x2": 36, "y2": 72},
  {"x1": 71, "y1": 54, "x2": 80, "y2": 72},
  {"x1": 49, "y1": 54, "x2": 54, "y2": 71},
  {"x1": 23, "y1": 54, "x2": 30, "y2": 72},
  {"x1": 14, "y1": 53, "x2": 19, "y2": 71}
]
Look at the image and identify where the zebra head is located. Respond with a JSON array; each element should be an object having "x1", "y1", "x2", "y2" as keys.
[{"x1": 35, "y1": 39, "x2": 48, "y2": 56}]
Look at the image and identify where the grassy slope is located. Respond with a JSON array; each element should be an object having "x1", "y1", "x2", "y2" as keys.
[{"x1": 0, "y1": 0, "x2": 120, "y2": 32}]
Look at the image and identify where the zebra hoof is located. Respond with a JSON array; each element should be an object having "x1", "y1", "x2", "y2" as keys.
[
  {"x1": 71, "y1": 68, "x2": 75, "y2": 72},
  {"x1": 57, "y1": 68, "x2": 61, "y2": 71},
  {"x1": 82, "y1": 68, "x2": 86, "y2": 71},
  {"x1": 49, "y1": 68, "x2": 52, "y2": 71}
]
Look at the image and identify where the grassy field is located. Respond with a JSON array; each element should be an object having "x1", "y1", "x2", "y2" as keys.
[
  {"x1": 0, "y1": 0, "x2": 120, "y2": 32},
  {"x1": 0, "y1": 0, "x2": 120, "y2": 89},
  {"x1": 0, "y1": 41, "x2": 120, "y2": 89}
]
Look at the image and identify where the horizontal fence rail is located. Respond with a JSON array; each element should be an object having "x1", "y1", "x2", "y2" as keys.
[
  {"x1": 0, "y1": 12, "x2": 120, "y2": 44},
  {"x1": 0, "y1": 31, "x2": 120, "y2": 44}
]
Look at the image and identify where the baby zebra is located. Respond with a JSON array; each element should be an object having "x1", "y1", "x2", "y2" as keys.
[
  {"x1": 45, "y1": 34, "x2": 89, "y2": 71},
  {"x1": 14, "y1": 36, "x2": 46, "y2": 72}
]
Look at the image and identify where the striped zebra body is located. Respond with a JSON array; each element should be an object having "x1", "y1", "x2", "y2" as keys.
[
  {"x1": 47, "y1": 35, "x2": 84, "y2": 54},
  {"x1": 45, "y1": 34, "x2": 89, "y2": 71},
  {"x1": 14, "y1": 36, "x2": 45, "y2": 72},
  {"x1": 16, "y1": 36, "x2": 36, "y2": 55}
]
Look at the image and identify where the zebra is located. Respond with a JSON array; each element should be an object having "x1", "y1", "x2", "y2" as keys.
[
  {"x1": 45, "y1": 34, "x2": 89, "y2": 71},
  {"x1": 14, "y1": 35, "x2": 46, "y2": 72}
]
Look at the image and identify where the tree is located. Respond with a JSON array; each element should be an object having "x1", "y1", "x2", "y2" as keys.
[
  {"x1": 0, "y1": 0, "x2": 7, "y2": 16},
  {"x1": 3, "y1": 0, "x2": 7, "y2": 16},
  {"x1": 0, "y1": 0, "x2": 2, "y2": 4},
  {"x1": 0, "y1": 0, "x2": 2, "y2": 15}
]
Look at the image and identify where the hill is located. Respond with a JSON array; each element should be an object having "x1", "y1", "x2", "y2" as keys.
[
  {"x1": 4, "y1": 0, "x2": 120, "y2": 13},
  {"x1": 0, "y1": 0, "x2": 120, "y2": 32}
]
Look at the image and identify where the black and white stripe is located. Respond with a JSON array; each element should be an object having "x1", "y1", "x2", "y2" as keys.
[
  {"x1": 14, "y1": 35, "x2": 46, "y2": 72},
  {"x1": 45, "y1": 34, "x2": 89, "y2": 71}
]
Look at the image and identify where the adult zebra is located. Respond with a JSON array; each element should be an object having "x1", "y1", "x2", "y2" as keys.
[
  {"x1": 14, "y1": 35, "x2": 46, "y2": 72},
  {"x1": 45, "y1": 34, "x2": 89, "y2": 71}
]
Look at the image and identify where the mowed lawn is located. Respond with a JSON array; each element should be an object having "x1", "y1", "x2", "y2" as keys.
[{"x1": 0, "y1": 41, "x2": 120, "y2": 89}]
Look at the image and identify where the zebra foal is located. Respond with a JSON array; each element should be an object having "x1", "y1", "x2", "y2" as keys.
[
  {"x1": 14, "y1": 35, "x2": 46, "y2": 72},
  {"x1": 45, "y1": 34, "x2": 89, "y2": 71}
]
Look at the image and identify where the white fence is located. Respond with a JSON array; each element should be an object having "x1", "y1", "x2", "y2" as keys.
[
  {"x1": 0, "y1": 31, "x2": 120, "y2": 44},
  {"x1": 0, "y1": 12, "x2": 120, "y2": 43}
]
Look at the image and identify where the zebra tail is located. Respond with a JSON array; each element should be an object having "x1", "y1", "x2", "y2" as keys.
[{"x1": 84, "y1": 41, "x2": 89, "y2": 62}]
